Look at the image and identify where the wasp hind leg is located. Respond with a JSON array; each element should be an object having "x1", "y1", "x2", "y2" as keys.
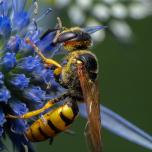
[
  {"x1": 64, "y1": 129, "x2": 75, "y2": 136},
  {"x1": 25, "y1": 38, "x2": 62, "y2": 76},
  {"x1": 49, "y1": 137, "x2": 54, "y2": 145},
  {"x1": 6, "y1": 93, "x2": 68, "y2": 119}
]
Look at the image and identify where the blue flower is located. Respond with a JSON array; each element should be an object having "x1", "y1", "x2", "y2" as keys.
[
  {"x1": 23, "y1": 86, "x2": 46, "y2": 103},
  {"x1": 17, "y1": 56, "x2": 40, "y2": 72},
  {"x1": 9, "y1": 99, "x2": 28, "y2": 134},
  {"x1": 9, "y1": 74, "x2": 30, "y2": 90},
  {"x1": 0, "y1": 16, "x2": 11, "y2": 37},
  {"x1": 0, "y1": 86, "x2": 11, "y2": 103},
  {"x1": 6, "y1": 36, "x2": 21, "y2": 53},
  {"x1": 1, "y1": 52, "x2": 16, "y2": 71},
  {"x1": 0, "y1": 0, "x2": 58, "y2": 151}
]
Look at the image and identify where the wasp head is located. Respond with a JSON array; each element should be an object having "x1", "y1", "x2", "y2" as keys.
[
  {"x1": 53, "y1": 27, "x2": 91, "y2": 51},
  {"x1": 53, "y1": 26, "x2": 106, "y2": 52}
]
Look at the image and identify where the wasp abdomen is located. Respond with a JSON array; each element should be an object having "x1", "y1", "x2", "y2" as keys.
[{"x1": 26, "y1": 100, "x2": 78, "y2": 142}]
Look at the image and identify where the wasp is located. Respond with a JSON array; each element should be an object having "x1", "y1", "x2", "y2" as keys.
[{"x1": 7, "y1": 17, "x2": 106, "y2": 152}]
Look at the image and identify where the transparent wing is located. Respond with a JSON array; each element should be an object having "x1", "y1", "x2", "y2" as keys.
[
  {"x1": 79, "y1": 103, "x2": 152, "y2": 150},
  {"x1": 77, "y1": 63, "x2": 102, "y2": 152}
]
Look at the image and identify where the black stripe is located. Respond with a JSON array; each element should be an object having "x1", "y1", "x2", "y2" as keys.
[
  {"x1": 60, "y1": 112, "x2": 73, "y2": 126},
  {"x1": 38, "y1": 127, "x2": 50, "y2": 139},
  {"x1": 47, "y1": 120, "x2": 61, "y2": 134},
  {"x1": 29, "y1": 128, "x2": 38, "y2": 141},
  {"x1": 67, "y1": 100, "x2": 79, "y2": 117}
]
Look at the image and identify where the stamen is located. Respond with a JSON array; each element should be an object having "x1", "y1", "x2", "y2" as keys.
[
  {"x1": 34, "y1": 0, "x2": 39, "y2": 15},
  {"x1": 32, "y1": 18, "x2": 38, "y2": 31},
  {"x1": 36, "y1": 8, "x2": 52, "y2": 22}
]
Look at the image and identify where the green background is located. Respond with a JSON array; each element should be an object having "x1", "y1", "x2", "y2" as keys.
[{"x1": 33, "y1": 10, "x2": 152, "y2": 152}]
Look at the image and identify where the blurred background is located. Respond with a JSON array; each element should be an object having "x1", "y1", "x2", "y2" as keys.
[{"x1": 27, "y1": 0, "x2": 152, "y2": 152}]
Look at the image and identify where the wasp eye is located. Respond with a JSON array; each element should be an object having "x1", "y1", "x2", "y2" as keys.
[{"x1": 56, "y1": 32, "x2": 77, "y2": 43}]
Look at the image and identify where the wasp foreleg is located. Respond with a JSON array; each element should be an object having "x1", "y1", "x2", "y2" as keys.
[{"x1": 25, "y1": 38, "x2": 62, "y2": 76}]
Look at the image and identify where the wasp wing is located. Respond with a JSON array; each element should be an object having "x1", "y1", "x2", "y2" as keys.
[{"x1": 77, "y1": 63, "x2": 102, "y2": 152}]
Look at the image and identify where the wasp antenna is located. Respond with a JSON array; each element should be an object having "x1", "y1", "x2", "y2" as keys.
[
  {"x1": 53, "y1": 17, "x2": 63, "y2": 44},
  {"x1": 57, "y1": 17, "x2": 62, "y2": 29}
]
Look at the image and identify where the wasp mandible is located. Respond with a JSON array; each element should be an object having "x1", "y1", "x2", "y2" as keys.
[{"x1": 7, "y1": 17, "x2": 106, "y2": 152}]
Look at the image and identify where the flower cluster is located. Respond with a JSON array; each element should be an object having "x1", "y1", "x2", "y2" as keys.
[
  {"x1": 53, "y1": 0, "x2": 152, "y2": 43},
  {"x1": 0, "y1": 0, "x2": 63, "y2": 151}
]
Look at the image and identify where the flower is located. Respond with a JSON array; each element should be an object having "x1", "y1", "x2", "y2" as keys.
[{"x1": 0, "y1": 0, "x2": 63, "y2": 151}]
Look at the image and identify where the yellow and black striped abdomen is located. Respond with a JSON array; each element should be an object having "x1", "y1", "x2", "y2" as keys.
[{"x1": 26, "y1": 101, "x2": 79, "y2": 142}]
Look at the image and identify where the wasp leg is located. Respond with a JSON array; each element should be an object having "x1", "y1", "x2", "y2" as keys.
[
  {"x1": 49, "y1": 137, "x2": 54, "y2": 145},
  {"x1": 25, "y1": 38, "x2": 62, "y2": 76},
  {"x1": 6, "y1": 93, "x2": 68, "y2": 119},
  {"x1": 64, "y1": 129, "x2": 75, "y2": 136}
]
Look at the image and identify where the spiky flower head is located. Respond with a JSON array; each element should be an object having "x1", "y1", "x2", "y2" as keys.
[{"x1": 0, "y1": 0, "x2": 63, "y2": 151}]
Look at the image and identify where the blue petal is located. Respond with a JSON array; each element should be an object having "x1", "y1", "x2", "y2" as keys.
[
  {"x1": 36, "y1": 31, "x2": 56, "y2": 52},
  {"x1": 9, "y1": 99, "x2": 28, "y2": 116},
  {"x1": 0, "y1": 0, "x2": 12, "y2": 16},
  {"x1": 42, "y1": 69, "x2": 54, "y2": 84},
  {"x1": 9, "y1": 99, "x2": 28, "y2": 134},
  {"x1": 0, "y1": 72, "x2": 4, "y2": 86},
  {"x1": 10, "y1": 74, "x2": 30, "y2": 90},
  {"x1": 0, "y1": 16, "x2": 11, "y2": 37},
  {"x1": 0, "y1": 52, "x2": 16, "y2": 71},
  {"x1": 6, "y1": 36, "x2": 21, "y2": 53},
  {"x1": 17, "y1": 56, "x2": 40, "y2": 72},
  {"x1": 0, "y1": 86, "x2": 11, "y2": 103},
  {"x1": 0, "y1": 108, "x2": 6, "y2": 127},
  {"x1": 31, "y1": 67, "x2": 54, "y2": 83},
  {"x1": 12, "y1": 11, "x2": 30, "y2": 31},
  {"x1": 8, "y1": 133, "x2": 35, "y2": 152},
  {"x1": 25, "y1": 29, "x2": 41, "y2": 43},
  {"x1": 79, "y1": 103, "x2": 152, "y2": 150},
  {"x1": 12, "y1": 0, "x2": 26, "y2": 14},
  {"x1": 23, "y1": 86, "x2": 46, "y2": 103}
]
